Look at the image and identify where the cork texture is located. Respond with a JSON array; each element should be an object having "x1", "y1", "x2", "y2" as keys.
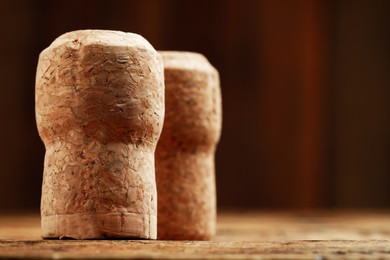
[
  {"x1": 35, "y1": 30, "x2": 164, "y2": 239},
  {"x1": 156, "y1": 51, "x2": 222, "y2": 240}
]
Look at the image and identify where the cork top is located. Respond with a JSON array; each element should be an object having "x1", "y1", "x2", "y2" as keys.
[
  {"x1": 41, "y1": 30, "x2": 155, "y2": 56},
  {"x1": 36, "y1": 29, "x2": 164, "y2": 146},
  {"x1": 159, "y1": 51, "x2": 216, "y2": 73}
]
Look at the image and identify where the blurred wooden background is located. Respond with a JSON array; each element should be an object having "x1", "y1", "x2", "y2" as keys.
[{"x1": 0, "y1": 0, "x2": 389, "y2": 211}]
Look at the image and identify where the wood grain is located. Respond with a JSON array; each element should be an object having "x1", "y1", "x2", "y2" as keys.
[{"x1": 1, "y1": 211, "x2": 390, "y2": 259}]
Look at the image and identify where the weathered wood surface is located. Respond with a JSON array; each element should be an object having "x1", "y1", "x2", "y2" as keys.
[{"x1": 1, "y1": 211, "x2": 390, "y2": 259}]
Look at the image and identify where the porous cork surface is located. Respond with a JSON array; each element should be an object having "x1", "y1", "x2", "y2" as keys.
[
  {"x1": 35, "y1": 30, "x2": 164, "y2": 239},
  {"x1": 156, "y1": 51, "x2": 222, "y2": 240}
]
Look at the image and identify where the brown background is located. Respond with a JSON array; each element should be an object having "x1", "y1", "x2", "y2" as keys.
[{"x1": 0, "y1": 0, "x2": 389, "y2": 211}]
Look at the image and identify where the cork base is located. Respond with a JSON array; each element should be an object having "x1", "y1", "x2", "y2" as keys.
[{"x1": 41, "y1": 213, "x2": 156, "y2": 239}]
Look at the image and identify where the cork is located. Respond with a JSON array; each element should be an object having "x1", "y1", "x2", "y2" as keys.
[
  {"x1": 156, "y1": 51, "x2": 222, "y2": 240},
  {"x1": 35, "y1": 30, "x2": 164, "y2": 239}
]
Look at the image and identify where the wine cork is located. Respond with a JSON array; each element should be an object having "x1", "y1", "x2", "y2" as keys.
[
  {"x1": 156, "y1": 51, "x2": 222, "y2": 240},
  {"x1": 35, "y1": 30, "x2": 164, "y2": 239}
]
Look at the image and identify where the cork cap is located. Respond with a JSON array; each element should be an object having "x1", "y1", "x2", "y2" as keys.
[
  {"x1": 36, "y1": 30, "x2": 164, "y2": 239},
  {"x1": 156, "y1": 51, "x2": 221, "y2": 240}
]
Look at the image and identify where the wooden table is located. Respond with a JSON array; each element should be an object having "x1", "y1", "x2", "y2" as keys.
[{"x1": 1, "y1": 210, "x2": 390, "y2": 259}]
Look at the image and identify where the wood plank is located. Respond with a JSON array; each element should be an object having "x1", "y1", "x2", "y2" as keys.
[
  {"x1": 1, "y1": 239, "x2": 390, "y2": 259},
  {"x1": 217, "y1": 211, "x2": 390, "y2": 241},
  {"x1": 1, "y1": 211, "x2": 390, "y2": 259},
  {"x1": 257, "y1": 0, "x2": 329, "y2": 208},
  {"x1": 333, "y1": 0, "x2": 390, "y2": 208}
]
